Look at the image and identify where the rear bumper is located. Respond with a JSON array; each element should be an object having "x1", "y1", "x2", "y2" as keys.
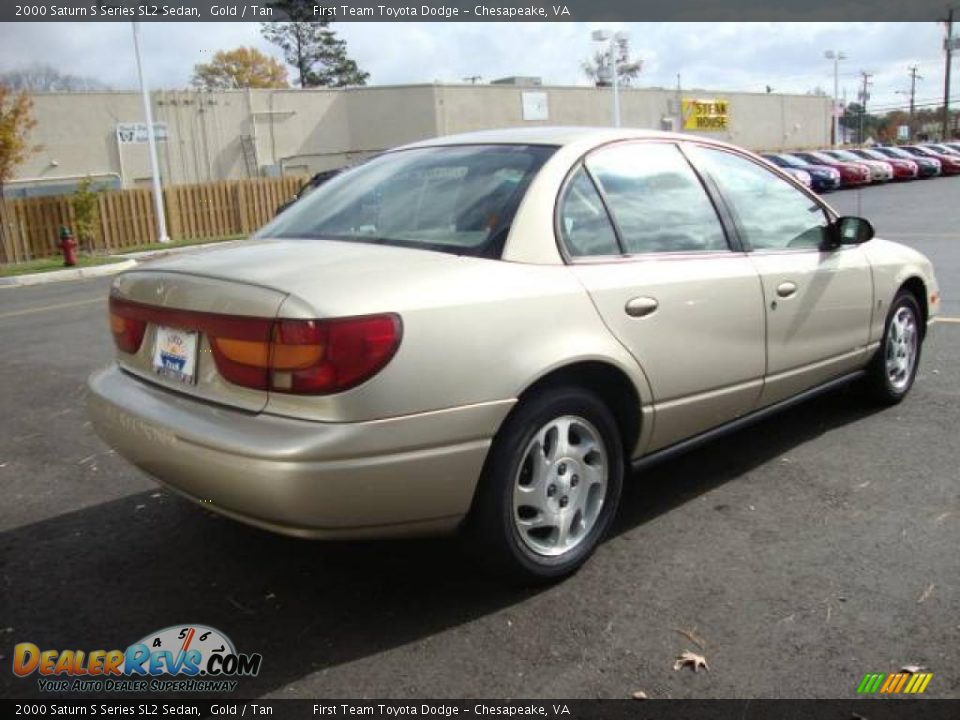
[{"x1": 88, "y1": 364, "x2": 513, "y2": 538}]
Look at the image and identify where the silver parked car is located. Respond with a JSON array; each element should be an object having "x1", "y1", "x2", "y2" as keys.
[{"x1": 89, "y1": 128, "x2": 940, "y2": 582}]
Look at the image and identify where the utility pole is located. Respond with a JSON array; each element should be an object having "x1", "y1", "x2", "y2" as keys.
[
  {"x1": 907, "y1": 65, "x2": 922, "y2": 140},
  {"x1": 858, "y1": 71, "x2": 873, "y2": 145},
  {"x1": 943, "y1": 8, "x2": 955, "y2": 139}
]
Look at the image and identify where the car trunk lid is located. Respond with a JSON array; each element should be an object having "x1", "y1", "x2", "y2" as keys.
[{"x1": 110, "y1": 270, "x2": 289, "y2": 413}]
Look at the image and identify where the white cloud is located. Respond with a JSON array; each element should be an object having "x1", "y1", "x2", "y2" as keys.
[{"x1": 0, "y1": 21, "x2": 954, "y2": 113}]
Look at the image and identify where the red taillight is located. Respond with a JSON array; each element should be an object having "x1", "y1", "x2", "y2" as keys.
[
  {"x1": 108, "y1": 297, "x2": 401, "y2": 395},
  {"x1": 270, "y1": 316, "x2": 401, "y2": 394},
  {"x1": 109, "y1": 296, "x2": 147, "y2": 354}
]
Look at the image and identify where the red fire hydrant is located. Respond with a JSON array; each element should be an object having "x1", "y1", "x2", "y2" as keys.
[{"x1": 59, "y1": 226, "x2": 78, "y2": 267}]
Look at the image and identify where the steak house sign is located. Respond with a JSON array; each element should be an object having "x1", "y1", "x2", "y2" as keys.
[{"x1": 682, "y1": 99, "x2": 729, "y2": 131}]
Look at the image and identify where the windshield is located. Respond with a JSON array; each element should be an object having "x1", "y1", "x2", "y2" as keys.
[
  {"x1": 808, "y1": 151, "x2": 836, "y2": 164},
  {"x1": 878, "y1": 147, "x2": 911, "y2": 159},
  {"x1": 832, "y1": 150, "x2": 862, "y2": 162},
  {"x1": 778, "y1": 155, "x2": 807, "y2": 168},
  {"x1": 859, "y1": 149, "x2": 885, "y2": 161},
  {"x1": 258, "y1": 144, "x2": 556, "y2": 257}
]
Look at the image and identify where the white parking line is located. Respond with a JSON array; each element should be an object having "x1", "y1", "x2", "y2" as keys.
[
  {"x1": 933, "y1": 317, "x2": 960, "y2": 325},
  {"x1": 0, "y1": 297, "x2": 103, "y2": 320}
]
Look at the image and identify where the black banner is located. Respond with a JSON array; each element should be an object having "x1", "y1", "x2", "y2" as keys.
[
  {"x1": 3, "y1": 700, "x2": 960, "y2": 719},
  {"x1": 0, "y1": 0, "x2": 955, "y2": 22}
]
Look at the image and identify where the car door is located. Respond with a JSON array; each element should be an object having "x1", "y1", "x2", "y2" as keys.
[
  {"x1": 562, "y1": 141, "x2": 766, "y2": 453},
  {"x1": 685, "y1": 144, "x2": 874, "y2": 407}
]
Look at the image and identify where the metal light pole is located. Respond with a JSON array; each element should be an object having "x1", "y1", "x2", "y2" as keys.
[
  {"x1": 592, "y1": 30, "x2": 629, "y2": 127},
  {"x1": 943, "y1": 8, "x2": 955, "y2": 140},
  {"x1": 132, "y1": 22, "x2": 169, "y2": 244},
  {"x1": 824, "y1": 50, "x2": 846, "y2": 147}
]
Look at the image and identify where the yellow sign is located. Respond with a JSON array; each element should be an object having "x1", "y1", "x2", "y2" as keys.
[{"x1": 682, "y1": 99, "x2": 729, "y2": 131}]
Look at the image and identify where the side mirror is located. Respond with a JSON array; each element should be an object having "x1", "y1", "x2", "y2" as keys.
[{"x1": 827, "y1": 216, "x2": 874, "y2": 249}]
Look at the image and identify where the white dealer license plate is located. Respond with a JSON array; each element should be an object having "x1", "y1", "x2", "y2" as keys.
[{"x1": 152, "y1": 326, "x2": 199, "y2": 384}]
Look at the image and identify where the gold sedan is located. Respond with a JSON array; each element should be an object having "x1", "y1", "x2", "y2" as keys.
[{"x1": 88, "y1": 127, "x2": 940, "y2": 583}]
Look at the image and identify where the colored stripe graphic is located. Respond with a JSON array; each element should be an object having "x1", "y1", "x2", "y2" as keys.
[
  {"x1": 857, "y1": 673, "x2": 885, "y2": 693},
  {"x1": 880, "y1": 673, "x2": 900, "y2": 693},
  {"x1": 858, "y1": 672, "x2": 932, "y2": 694}
]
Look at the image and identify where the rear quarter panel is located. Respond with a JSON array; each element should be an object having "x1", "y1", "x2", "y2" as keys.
[{"x1": 266, "y1": 260, "x2": 654, "y2": 456}]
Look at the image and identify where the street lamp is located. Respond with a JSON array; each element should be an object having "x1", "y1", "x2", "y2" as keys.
[
  {"x1": 824, "y1": 50, "x2": 847, "y2": 147},
  {"x1": 592, "y1": 30, "x2": 629, "y2": 127}
]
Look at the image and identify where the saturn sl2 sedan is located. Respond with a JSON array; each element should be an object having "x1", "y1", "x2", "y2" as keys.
[{"x1": 88, "y1": 127, "x2": 940, "y2": 583}]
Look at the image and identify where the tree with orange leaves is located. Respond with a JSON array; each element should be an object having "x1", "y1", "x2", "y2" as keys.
[{"x1": 191, "y1": 47, "x2": 290, "y2": 90}]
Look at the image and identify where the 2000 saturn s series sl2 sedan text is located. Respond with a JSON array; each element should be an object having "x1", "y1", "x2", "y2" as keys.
[{"x1": 88, "y1": 127, "x2": 941, "y2": 583}]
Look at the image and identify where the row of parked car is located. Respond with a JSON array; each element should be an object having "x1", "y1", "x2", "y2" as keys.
[{"x1": 762, "y1": 142, "x2": 960, "y2": 192}]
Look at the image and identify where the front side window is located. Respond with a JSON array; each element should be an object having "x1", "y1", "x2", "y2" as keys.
[
  {"x1": 258, "y1": 144, "x2": 556, "y2": 257},
  {"x1": 585, "y1": 143, "x2": 728, "y2": 254},
  {"x1": 687, "y1": 146, "x2": 829, "y2": 252}
]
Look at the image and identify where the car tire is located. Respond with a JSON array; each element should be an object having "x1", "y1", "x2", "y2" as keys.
[
  {"x1": 866, "y1": 290, "x2": 924, "y2": 405},
  {"x1": 465, "y1": 385, "x2": 624, "y2": 585}
]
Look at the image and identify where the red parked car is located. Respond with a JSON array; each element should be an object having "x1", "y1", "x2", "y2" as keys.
[
  {"x1": 850, "y1": 148, "x2": 919, "y2": 180},
  {"x1": 789, "y1": 151, "x2": 872, "y2": 186},
  {"x1": 901, "y1": 145, "x2": 960, "y2": 175}
]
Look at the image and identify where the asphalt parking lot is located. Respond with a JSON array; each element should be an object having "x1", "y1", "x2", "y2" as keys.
[{"x1": 1, "y1": 177, "x2": 958, "y2": 700}]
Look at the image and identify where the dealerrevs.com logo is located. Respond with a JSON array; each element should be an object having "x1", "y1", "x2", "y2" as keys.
[{"x1": 13, "y1": 624, "x2": 262, "y2": 693}]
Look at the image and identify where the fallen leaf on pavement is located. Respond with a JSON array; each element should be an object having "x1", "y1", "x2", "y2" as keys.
[
  {"x1": 917, "y1": 584, "x2": 935, "y2": 603},
  {"x1": 631, "y1": 691, "x2": 647, "y2": 700},
  {"x1": 673, "y1": 651, "x2": 709, "y2": 672},
  {"x1": 901, "y1": 664, "x2": 925, "y2": 674}
]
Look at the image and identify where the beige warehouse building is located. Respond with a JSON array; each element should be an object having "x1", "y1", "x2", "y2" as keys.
[{"x1": 8, "y1": 83, "x2": 832, "y2": 197}]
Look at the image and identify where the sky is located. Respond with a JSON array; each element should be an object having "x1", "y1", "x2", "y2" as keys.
[{"x1": 0, "y1": 22, "x2": 956, "y2": 114}]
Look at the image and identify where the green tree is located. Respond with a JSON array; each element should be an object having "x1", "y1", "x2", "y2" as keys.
[
  {"x1": 261, "y1": 1, "x2": 368, "y2": 88},
  {"x1": 840, "y1": 102, "x2": 883, "y2": 144},
  {"x1": 70, "y1": 177, "x2": 102, "y2": 253},
  {"x1": 192, "y1": 47, "x2": 289, "y2": 90}
]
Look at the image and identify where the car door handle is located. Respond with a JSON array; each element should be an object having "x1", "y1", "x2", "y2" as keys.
[
  {"x1": 776, "y1": 282, "x2": 798, "y2": 298},
  {"x1": 625, "y1": 296, "x2": 659, "y2": 318}
]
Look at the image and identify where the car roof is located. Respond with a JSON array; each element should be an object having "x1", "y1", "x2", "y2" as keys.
[{"x1": 395, "y1": 126, "x2": 715, "y2": 150}]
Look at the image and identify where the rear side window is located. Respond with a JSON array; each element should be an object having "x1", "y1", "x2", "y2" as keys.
[
  {"x1": 558, "y1": 166, "x2": 621, "y2": 257},
  {"x1": 585, "y1": 143, "x2": 728, "y2": 254}
]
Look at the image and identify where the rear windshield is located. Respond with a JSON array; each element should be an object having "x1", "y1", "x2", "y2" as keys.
[{"x1": 257, "y1": 144, "x2": 556, "y2": 257}]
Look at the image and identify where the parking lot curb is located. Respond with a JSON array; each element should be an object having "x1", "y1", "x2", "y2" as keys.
[{"x1": 0, "y1": 258, "x2": 138, "y2": 288}]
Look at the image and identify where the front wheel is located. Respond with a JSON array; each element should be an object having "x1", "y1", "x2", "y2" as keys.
[
  {"x1": 866, "y1": 290, "x2": 923, "y2": 404},
  {"x1": 465, "y1": 386, "x2": 624, "y2": 585}
]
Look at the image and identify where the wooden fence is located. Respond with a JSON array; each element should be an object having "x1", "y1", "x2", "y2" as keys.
[{"x1": 0, "y1": 176, "x2": 305, "y2": 264}]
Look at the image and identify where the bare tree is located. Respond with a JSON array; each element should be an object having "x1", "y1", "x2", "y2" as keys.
[
  {"x1": 0, "y1": 64, "x2": 111, "y2": 92},
  {"x1": 582, "y1": 50, "x2": 642, "y2": 88}
]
